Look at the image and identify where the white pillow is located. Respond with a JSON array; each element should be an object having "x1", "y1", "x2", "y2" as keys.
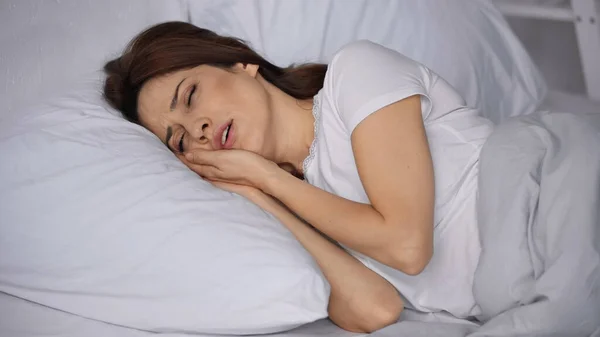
[
  {"x1": 0, "y1": 79, "x2": 330, "y2": 335},
  {"x1": 188, "y1": 0, "x2": 547, "y2": 124}
]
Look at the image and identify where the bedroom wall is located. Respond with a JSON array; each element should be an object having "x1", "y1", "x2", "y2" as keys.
[
  {"x1": 0, "y1": 0, "x2": 188, "y2": 117},
  {"x1": 0, "y1": 0, "x2": 588, "y2": 118},
  {"x1": 506, "y1": 17, "x2": 586, "y2": 95}
]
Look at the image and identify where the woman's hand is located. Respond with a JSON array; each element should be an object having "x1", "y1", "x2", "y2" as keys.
[{"x1": 183, "y1": 149, "x2": 281, "y2": 190}]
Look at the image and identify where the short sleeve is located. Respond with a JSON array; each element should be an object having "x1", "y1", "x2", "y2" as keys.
[{"x1": 324, "y1": 40, "x2": 433, "y2": 133}]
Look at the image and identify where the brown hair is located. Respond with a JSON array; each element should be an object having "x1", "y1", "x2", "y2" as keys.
[{"x1": 103, "y1": 21, "x2": 327, "y2": 124}]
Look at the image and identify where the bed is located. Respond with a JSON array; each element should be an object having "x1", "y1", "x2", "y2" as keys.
[{"x1": 1, "y1": 1, "x2": 599, "y2": 337}]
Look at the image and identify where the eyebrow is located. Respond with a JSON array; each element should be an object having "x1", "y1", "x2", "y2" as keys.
[{"x1": 170, "y1": 78, "x2": 186, "y2": 111}]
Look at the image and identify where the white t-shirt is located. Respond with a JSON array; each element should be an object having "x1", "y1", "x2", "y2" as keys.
[{"x1": 302, "y1": 40, "x2": 494, "y2": 318}]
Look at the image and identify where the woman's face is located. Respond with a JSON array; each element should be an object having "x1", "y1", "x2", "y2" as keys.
[{"x1": 138, "y1": 64, "x2": 273, "y2": 157}]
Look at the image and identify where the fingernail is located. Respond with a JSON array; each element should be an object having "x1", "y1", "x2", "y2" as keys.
[{"x1": 185, "y1": 153, "x2": 193, "y2": 161}]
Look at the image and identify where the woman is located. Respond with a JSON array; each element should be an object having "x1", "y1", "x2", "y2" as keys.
[{"x1": 104, "y1": 21, "x2": 494, "y2": 333}]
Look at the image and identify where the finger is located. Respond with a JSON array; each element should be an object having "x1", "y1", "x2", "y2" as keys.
[
  {"x1": 206, "y1": 178, "x2": 229, "y2": 186},
  {"x1": 188, "y1": 164, "x2": 222, "y2": 180},
  {"x1": 184, "y1": 150, "x2": 220, "y2": 165},
  {"x1": 176, "y1": 153, "x2": 216, "y2": 173},
  {"x1": 209, "y1": 180, "x2": 239, "y2": 191}
]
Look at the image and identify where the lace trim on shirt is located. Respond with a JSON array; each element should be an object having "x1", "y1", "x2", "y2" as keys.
[{"x1": 302, "y1": 92, "x2": 321, "y2": 177}]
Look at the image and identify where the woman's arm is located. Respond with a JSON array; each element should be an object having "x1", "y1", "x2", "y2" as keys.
[
  {"x1": 183, "y1": 96, "x2": 434, "y2": 275},
  {"x1": 245, "y1": 187, "x2": 403, "y2": 333},
  {"x1": 261, "y1": 96, "x2": 435, "y2": 275}
]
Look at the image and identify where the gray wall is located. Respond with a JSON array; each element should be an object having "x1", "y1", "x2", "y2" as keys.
[{"x1": 507, "y1": 17, "x2": 586, "y2": 94}]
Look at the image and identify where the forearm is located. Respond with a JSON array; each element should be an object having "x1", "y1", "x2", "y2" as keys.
[
  {"x1": 253, "y1": 194, "x2": 403, "y2": 332},
  {"x1": 262, "y1": 171, "x2": 417, "y2": 271}
]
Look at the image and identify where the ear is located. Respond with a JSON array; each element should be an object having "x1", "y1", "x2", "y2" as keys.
[{"x1": 234, "y1": 63, "x2": 259, "y2": 78}]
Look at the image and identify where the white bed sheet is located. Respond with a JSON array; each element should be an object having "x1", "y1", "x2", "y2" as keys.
[{"x1": 0, "y1": 291, "x2": 477, "y2": 337}]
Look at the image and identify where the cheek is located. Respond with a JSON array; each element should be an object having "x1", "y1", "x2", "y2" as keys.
[
  {"x1": 215, "y1": 75, "x2": 272, "y2": 154},
  {"x1": 244, "y1": 95, "x2": 272, "y2": 132},
  {"x1": 242, "y1": 112, "x2": 271, "y2": 156},
  {"x1": 231, "y1": 77, "x2": 267, "y2": 110}
]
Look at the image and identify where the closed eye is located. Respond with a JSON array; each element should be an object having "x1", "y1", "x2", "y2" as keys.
[
  {"x1": 178, "y1": 132, "x2": 185, "y2": 153},
  {"x1": 187, "y1": 85, "x2": 196, "y2": 107}
]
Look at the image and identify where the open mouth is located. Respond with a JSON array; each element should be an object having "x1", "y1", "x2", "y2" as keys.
[{"x1": 221, "y1": 123, "x2": 231, "y2": 146}]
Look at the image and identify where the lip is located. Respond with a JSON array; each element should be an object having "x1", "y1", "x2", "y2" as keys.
[{"x1": 213, "y1": 119, "x2": 234, "y2": 150}]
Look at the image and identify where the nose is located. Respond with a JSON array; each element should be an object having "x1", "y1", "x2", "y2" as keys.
[{"x1": 190, "y1": 117, "x2": 212, "y2": 147}]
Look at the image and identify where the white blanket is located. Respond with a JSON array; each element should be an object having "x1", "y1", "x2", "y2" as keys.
[{"x1": 472, "y1": 111, "x2": 600, "y2": 336}]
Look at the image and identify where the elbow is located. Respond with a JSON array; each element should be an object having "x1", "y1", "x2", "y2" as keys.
[
  {"x1": 401, "y1": 251, "x2": 431, "y2": 276},
  {"x1": 369, "y1": 299, "x2": 404, "y2": 332},
  {"x1": 380, "y1": 221, "x2": 434, "y2": 275},
  {"x1": 357, "y1": 294, "x2": 404, "y2": 333},
  {"x1": 330, "y1": 285, "x2": 404, "y2": 334},
  {"x1": 387, "y1": 244, "x2": 433, "y2": 276},
  {"x1": 402, "y1": 259, "x2": 428, "y2": 276}
]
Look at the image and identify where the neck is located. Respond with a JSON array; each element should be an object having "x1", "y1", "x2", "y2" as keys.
[
  {"x1": 264, "y1": 85, "x2": 315, "y2": 175},
  {"x1": 274, "y1": 98, "x2": 315, "y2": 175}
]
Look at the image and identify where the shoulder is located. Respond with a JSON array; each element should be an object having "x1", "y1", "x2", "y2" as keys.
[
  {"x1": 332, "y1": 40, "x2": 385, "y2": 59},
  {"x1": 329, "y1": 40, "x2": 425, "y2": 73},
  {"x1": 319, "y1": 40, "x2": 434, "y2": 133},
  {"x1": 329, "y1": 40, "x2": 394, "y2": 70},
  {"x1": 324, "y1": 40, "x2": 430, "y2": 92}
]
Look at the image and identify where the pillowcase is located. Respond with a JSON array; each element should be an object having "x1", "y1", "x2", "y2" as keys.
[
  {"x1": 0, "y1": 80, "x2": 330, "y2": 335},
  {"x1": 188, "y1": 0, "x2": 548, "y2": 124}
]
